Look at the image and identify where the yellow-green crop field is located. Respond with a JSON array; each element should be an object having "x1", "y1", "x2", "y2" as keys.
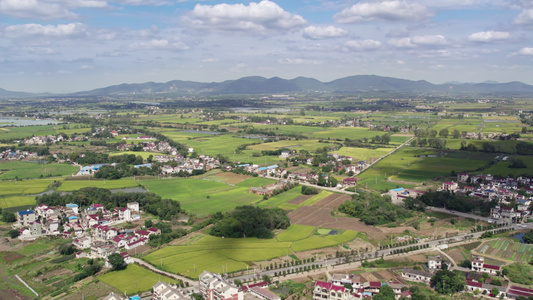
[
  {"x1": 0, "y1": 179, "x2": 53, "y2": 196},
  {"x1": 145, "y1": 225, "x2": 358, "y2": 278},
  {"x1": 0, "y1": 196, "x2": 36, "y2": 209},
  {"x1": 0, "y1": 161, "x2": 77, "y2": 180},
  {"x1": 99, "y1": 264, "x2": 179, "y2": 296},
  {"x1": 109, "y1": 151, "x2": 161, "y2": 159},
  {"x1": 58, "y1": 178, "x2": 139, "y2": 191}
]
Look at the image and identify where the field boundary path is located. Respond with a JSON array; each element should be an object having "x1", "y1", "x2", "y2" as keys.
[
  {"x1": 358, "y1": 136, "x2": 415, "y2": 176},
  {"x1": 15, "y1": 274, "x2": 39, "y2": 297},
  {"x1": 130, "y1": 258, "x2": 196, "y2": 286}
]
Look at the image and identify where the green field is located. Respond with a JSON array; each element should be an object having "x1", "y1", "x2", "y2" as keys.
[
  {"x1": 57, "y1": 178, "x2": 139, "y2": 191},
  {"x1": 109, "y1": 151, "x2": 162, "y2": 159},
  {"x1": 481, "y1": 239, "x2": 533, "y2": 263},
  {"x1": 0, "y1": 178, "x2": 53, "y2": 196},
  {"x1": 257, "y1": 186, "x2": 302, "y2": 208},
  {"x1": 99, "y1": 264, "x2": 179, "y2": 296},
  {"x1": 248, "y1": 139, "x2": 332, "y2": 152},
  {"x1": 184, "y1": 135, "x2": 260, "y2": 157},
  {"x1": 0, "y1": 196, "x2": 36, "y2": 209},
  {"x1": 331, "y1": 147, "x2": 393, "y2": 161},
  {"x1": 141, "y1": 177, "x2": 275, "y2": 216},
  {"x1": 145, "y1": 225, "x2": 358, "y2": 278},
  {"x1": 0, "y1": 162, "x2": 77, "y2": 180},
  {"x1": 308, "y1": 127, "x2": 387, "y2": 140},
  {"x1": 0, "y1": 124, "x2": 91, "y2": 140}
]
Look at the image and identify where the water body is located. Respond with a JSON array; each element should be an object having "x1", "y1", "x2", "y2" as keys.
[
  {"x1": 511, "y1": 232, "x2": 525, "y2": 243},
  {"x1": 0, "y1": 118, "x2": 60, "y2": 127}
]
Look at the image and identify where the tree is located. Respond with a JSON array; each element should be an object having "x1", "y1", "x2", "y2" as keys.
[
  {"x1": 491, "y1": 287, "x2": 500, "y2": 297},
  {"x1": 8, "y1": 229, "x2": 20, "y2": 238},
  {"x1": 107, "y1": 253, "x2": 126, "y2": 271},
  {"x1": 523, "y1": 230, "x2": 533, "y2": 244},
  {"x1": 191, "y1": 293, "x2": 204, "y2": 300},
  {"x1": 59, "y1": 243, "x2": 75, "y2": 255},
  {"x1": 262, "y1": 274, "x2": 272, "y2": 284},
  {"x1": 145, "y1": 219, "x2": 153, "y2": 228},
  {"x1": 2, "y1": 211, "x2": 16, "y2": 223},
  {"x1": 373, "y1": 285, "x2": 395, "y2": 300},
  {"x1": 431, "y1": 269, "x2": 465, "y2": 295}
]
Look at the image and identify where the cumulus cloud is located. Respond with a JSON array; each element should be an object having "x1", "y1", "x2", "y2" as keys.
[
  {"x1": 388, "y1": 35, "x2": 446, "y2": 48},
  {"x1": 302, "y1": 25, "x2": 347, "y2": 40},
  {"x1": 278, "y1": 58, "x2": 322, "y2": 64},
  {"x1": 468, "y1": 31, "x2": 510, "y2": 42},
  {"x1": 185, "y1": 0, "x2": 306, "y2": 34},
  {"x1": 514, "y1": 9, "x2": 533, "y2": 24},
  {"x1": 4, "y1": 23, "x2": 87, "y2": 38},
  {"x1": 0, "y1": 0, "x2": 76, "y2": 19},
  {"x1": 411, "y1": 35, "x2": 447, "y2": 45},
  {"x1": 334, "y1": 1, "x2": 432, "y2": 23},
  {"x1": 129, "y1": 39, "x2": 189, "y2": 51},
  {"x1": 344, "y1": 39, "x2": 382, "y2": 51},
  {"x1": 518, "y1": 47, "x2": 533, "y2": 55}
]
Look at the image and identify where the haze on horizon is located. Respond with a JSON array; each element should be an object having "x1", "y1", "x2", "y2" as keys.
[{"x1": 0, "y1": 0, "x2": 532, "y2": 94}]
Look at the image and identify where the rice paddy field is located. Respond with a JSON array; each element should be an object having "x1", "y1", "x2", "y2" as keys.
[
  {"x1": 0, "y1": 196, "x2": 36, "y2": 209},
  {"x1": 247, "y1": 139, "x2": 332, "y2": 152},
  {"x1": 0, "y1": 124, "x2": 91, "y2": 140},
  {"x1": 479, "y1": 239, "x2": 533, "y2": 263},
  {"x1": 0, "y1": 178, "x2": 53, "y2": 196},
  {"x1": 330, "y1": 147, "x2": 393, "y2": 162},
  {"x1": 109, "y1": 151, "x2": 162, "y2": 159},
  {"x1": 0, "y1": 161, "x2": 78, "y2": 180},
  {"x1": 99, "y1": 264, "x2": 180, "y2": 296},
  {"x1": 140, "y1": 176, "x2": 275, "y2": 216},
  {"x1": 183, "y1": 135, "x2": 261, "y2": 157},
  {"x1": 57, "y1": 178, "x2": 139, "y2": 192},
  {"x1": 145, "y1": 224, "x2": 358, "y2": 279}
]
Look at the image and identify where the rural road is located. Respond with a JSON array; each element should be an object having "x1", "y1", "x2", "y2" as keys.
[
  {"x1": 130, "y1": 258, "x2": 196, "y2": 286},
  {"x1": 227, "y1": 223, "x2": 514, "y2": 283}
]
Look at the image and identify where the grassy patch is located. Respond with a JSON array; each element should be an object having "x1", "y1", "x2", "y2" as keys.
[
  {"x1": 276, "y1": 225, "x2": 315, "y2": 242},
  {"x1": 0, "y1": 162, "x2": 77, "y2": 180},
  {"x1": 291, "y1": 230, "x2": 358, "y2": 252},
  {"x1": 99, "y1": 264, "x2": 179, "y2": 296},
  {"x1": 0, "y1": 178, "x2": 54, "y2": 196},
  {"x1": 58, "y1": 178, "x2": 139, "y2": 191},
  {"x1": 0, "y1": 196, "x2": 36, "y2": 209}
]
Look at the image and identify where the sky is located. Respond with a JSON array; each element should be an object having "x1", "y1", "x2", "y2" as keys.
[{"x1": 0, "y1": 0, "x2": 532, "y2": 93}]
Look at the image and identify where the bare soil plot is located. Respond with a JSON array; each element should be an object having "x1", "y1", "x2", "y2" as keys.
[
  {"x1": 288, "y1": 195, "x2": 313, "y2": 205},
  {"x1": 0, "y1": 251, "x2": 24, "y2": 262},
  {"x1": 205, "y1": 172, "x2": 250, "y2": 185},
  {"x1": 313, "y1": 194, "x2": 351, "y2": 208}
]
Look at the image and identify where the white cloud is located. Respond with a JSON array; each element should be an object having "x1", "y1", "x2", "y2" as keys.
[
  {"x1": 302, "y1": 25, "x2": 347, "y2": 40},
  {"x1": 468, "y1": 31, "x2": 510, "y2": 42},
  {"x1": 388, "y1": 35, "x2": 447, "y2": 48},
  {"x1": 278, "y1": 58, "x2": 322, "y2": 64},
  {"x1": 518, "y1": 47, "x2": 533, "y2": 55},
  {"x1": 4, "y1": 23, "x2": 87, "y2": 38},
  {"x1": 514, "y1": 9, "x2": 533, "y2": 24},
  {"x1": 185, "y1": 0, "x2": 306, "y2": 34},
  {"x1": 0, "y1": 0, "x2": 77, "y2": 19},
  {"x1": 344, "y1": 39, "x2": 382, "y2": 51},
  {"x1": 411, "y1": 35, "x2": 447, "y2": 45},
  {"x1": 388, "y1": 37, "x2": 415, "y2": 48},
  {"x1": 111, "y1": 0, "x2": 170, "y2": 5},
  {"x1": 334, "y1": 1, "x2": 432, "y2": 23},
  {"x1": 129, "y1": 39, "x2": 189, "y2": 51}
]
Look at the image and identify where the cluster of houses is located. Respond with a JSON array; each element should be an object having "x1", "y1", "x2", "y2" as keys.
[
  {"x1": 443, "y1": 174, "x2": 532, "y2": 222},
  {"x1": 160, "y1": 154, "x2": 220, "y2": 175},
  {"x1": 199, "y1": 271, "x2": 280, "y2": 300},
  {"x1": 0, "y1": 149, "x2": 38, "y2": 160},
  {"x1": 312, "y1": 254, "x2": 525, "y2": 300},
  {"x1": 249, "y1": 181, "x2": 288, "y2": 197},
  {"x1": 15, "y1": 201, "x2": 159, "y2": 260}
]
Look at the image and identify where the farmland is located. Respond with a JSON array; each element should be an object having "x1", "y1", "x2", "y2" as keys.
[
  {"x1": 145, "y1": 224, "x2": 358, "y2": 279},
  {"x1": 479, "y1": 239, "x2": 533, "y2": 263},
  {"x1": 99, "y1": 264, "x2": 180, "y2": 295},
  {"x1": 0, "y1": 178, "x2": 53, "y2": 196},
  {"x1": 0, "y1": 161, "x2": 78, "y2": 180},
  {"x1": 141, "y1": 176, "x2": 275, "y2": 216},
  {"x1": 57, "y1": 178, "x2": 139, "y2": 192},
  {"x1": 0, "y1": 196, "x2": 36, "y2": 209}
]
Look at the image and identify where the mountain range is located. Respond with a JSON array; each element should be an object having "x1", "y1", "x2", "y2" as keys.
[{"x1": 2, "y1": 75, "x2": 533, "y2": 98}]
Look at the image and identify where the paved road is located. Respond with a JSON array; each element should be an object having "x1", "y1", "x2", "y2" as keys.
[
  {"x1": 358, "y1": 136, "x2": 415, "y2": 176},
  {"x1": 427, "y1": 206, "x2": 532, "y2": 230},
  {"x1": 227, "y1": 224, "x2": 514, "y2": 283}
]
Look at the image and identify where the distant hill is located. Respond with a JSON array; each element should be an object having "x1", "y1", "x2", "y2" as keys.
[
  {"x1": 70, "y1": 75, "x2": 533, "y2": 96},
  {"x1": 2, "y1": 75, "x2": 533, "y2": 98},
  {"x1": 0, "y1": 87, "x2": 34, "y2": 98}
]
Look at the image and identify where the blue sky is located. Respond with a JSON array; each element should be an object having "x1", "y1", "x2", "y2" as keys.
[{"x1": 0, "y1": 0, "x2": 532, "y2": 93}]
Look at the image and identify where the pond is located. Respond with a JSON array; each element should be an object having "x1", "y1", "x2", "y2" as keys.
[
  {"x1": 0, "y1": 118, "x2": 60, "y2": 127},
  {"x1": 511, "y1": 232, "x2": 525, "y2": 243}
]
